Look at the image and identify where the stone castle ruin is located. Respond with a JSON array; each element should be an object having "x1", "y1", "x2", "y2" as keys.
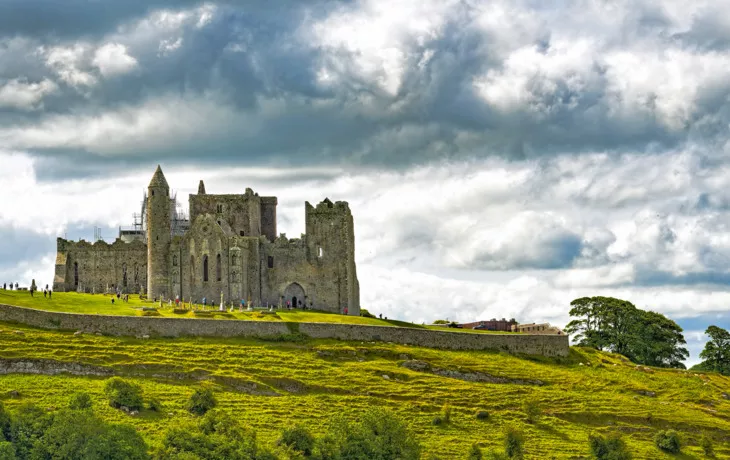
[{"x1": 53, "y1": 166, "x2": 360, "y2": 315}]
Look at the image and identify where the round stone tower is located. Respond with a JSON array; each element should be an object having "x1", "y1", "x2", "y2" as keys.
[{"x1": 146, "y1": 165, "x2": 170, "y2": 300}]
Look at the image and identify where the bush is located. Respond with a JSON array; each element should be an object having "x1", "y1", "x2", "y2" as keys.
[
  {"x1": 360, "y1": 309, "x2": 376, "y2": 318},
  {"x1": 31, "y1": 409, "x2": 149, "y2": 460},
  {"x1": 68, "y1": 392, "x2": 92, "y2": 411},
  {"x1": 147, "y1": 398, "x2": 163, "y2": 412},
  {"x1": 588, "y1": 433, "x2": 631, "y2": 460},
  {"x1": 441, "y1": 404, "x2": 452, "y2": 423},
  {"x1": 523, "y1": 399, "x2": 541, "y2": 423},
  {"x1": 654, "y1": 430, "x2": 681, "y2": 453},
  {"x1": 700, "y1": 435, "x2": 714, "y2": 457},
  {"x1": 0, "y1": 402, "x2": 11, "y2": 441},
  {"x1": 9, "y1": 404, "x2": 54, "y2": 459},
  {"x1": 156, "y1": 410, "x2": 257, "y2": 460},
  {"x1": 504, "y1": 427, "x2": 524, "y2": 459},
  {"x1": 476, "y1": 411, "x2": 490, "y2": 420},
  {"x1": 104, "y1": 377, "x2": 144, "y2": 411},
  {"x1": 316, "y1": 407, "x2": 421, "y2": 460},
  {"x1": 0, "y1": 442, "x2": 16, "y2": 460},
  {"x1": 468, "y1": 444, "x2": 483, "y2": 460},
  {"x1": 278, "y1": 425, "x2": 315, "y2": 456},
  {"x1": 186, "y1": 388, "x2": 217, "y2": 416}
]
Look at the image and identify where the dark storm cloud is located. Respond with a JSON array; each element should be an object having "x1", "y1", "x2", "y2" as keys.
[
  {"x1": 634, "y1": 270, "x2": 730, "y2": 288},
  {"x1": 0, "y1": 0, "x2": 192, "y2": 39},
  {"x1": 0, "y1": 0, "x2": 347, "y2": 40},
  {"x1": 0, "y1": 0, "x2": 729, "y2": 176},
  {"x1": 0, "y1": 226, "x2": 54, "y2": 270}
]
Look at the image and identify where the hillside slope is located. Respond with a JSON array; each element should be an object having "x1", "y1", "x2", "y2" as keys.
[{"x1": 0, "y1": 321, "x2": 728, "y2": 459}]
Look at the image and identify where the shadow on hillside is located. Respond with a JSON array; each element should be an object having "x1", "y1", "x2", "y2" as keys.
[{"x1": 533, "y1": 418, "x2": 571, "y2": 441}]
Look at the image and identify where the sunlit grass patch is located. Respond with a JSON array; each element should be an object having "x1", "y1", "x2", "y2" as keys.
[{"x1": 0, "y1": 320, "x2": 728, "y2": 458}]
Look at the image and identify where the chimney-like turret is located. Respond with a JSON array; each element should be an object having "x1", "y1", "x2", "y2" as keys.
[{"x1": 198, "y1": 180, "x2": 206, "y2": 195}]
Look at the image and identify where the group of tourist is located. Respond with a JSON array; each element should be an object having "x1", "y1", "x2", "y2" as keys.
[
  {"x1": 2, "y1": 282, "x2": 53, "y2": 299},
  {"x1": 110, "y1": 292, "x2": 130, "y2": 304}
]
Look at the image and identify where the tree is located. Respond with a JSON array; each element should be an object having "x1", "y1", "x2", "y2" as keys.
[
  {"x1": 315, "y1": 407, "x2": 421, "y2": 460},
  {"x1": 31, "y1": 409, "x2": 149, "y2": 460},
  {"x1": 588, "y1": 433, "x2": 631, "y2": 460},
  {"x1": 565, "y1": 297, "x2": 633, "y2": 351},
  {"x1": 697, "y1": 326, "x2": 730, "y2": 376},
  {"x1": 69, "y1": 392, "x2": 93, "y2": 411},
  {"x1": 467, "y1": 444, "x2": 483, "y2": 460},
  {"x1": 186, "y1": 388, "x2": 217, "y2": 416},
  {"x1": 504, "y1": 427, "x2": 524, "y2": 459},
  {"x1": 565, "y1": 296, "x2": 688, "y2": 368},
  {"x1": 9, "y1": 404, "x2": 54, "y2": 459},
  {"x1": 654, "y1": 430, "x2": 681, "y2": 454},
  {"x1": 0, "y1": 442, "x2": 16, "y2": 460},
  {"x1": 155, "y1": 410, "x2": 258, "y2": 460},
  {"x1": 631, "y1": 311, "x2": 688, "y2": 369},
  {"x1": 278, "y1": 425, "x2": 315, "y2": 456},
  {"x1": 0, "y1": 402, "x2": 11, "y2": 441},
  {"x1": 104, "y1": 377, "x2": 144, "y2": 411}
]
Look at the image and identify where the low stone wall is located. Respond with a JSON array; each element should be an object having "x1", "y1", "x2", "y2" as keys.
[{"x1": 0, "y1": 304, "x2": 569, "y2": 357}]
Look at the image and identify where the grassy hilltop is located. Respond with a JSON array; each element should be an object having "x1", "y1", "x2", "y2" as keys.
[
  {"x1": 0, "y1": 290, "x2": 509, "y2": 333},
  {"x1": 0, "y1": 318, "x2": 728, "y2": 458}
]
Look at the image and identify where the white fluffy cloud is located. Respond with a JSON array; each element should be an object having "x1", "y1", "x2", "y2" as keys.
[
  {"x1": 92, "y1": 43, "x2": 138, "y2": 77},
  {"x1": 0, "y1": 78, "x2": 57, "y2": 110}
]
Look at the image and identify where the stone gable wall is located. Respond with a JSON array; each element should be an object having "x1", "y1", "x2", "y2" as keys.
[
  {"x1": 53, "y1": 239, "x2": 147, "y2": 294},
  {"x1": 0, "y1": 304, "x2": 569, "y2": 357}
]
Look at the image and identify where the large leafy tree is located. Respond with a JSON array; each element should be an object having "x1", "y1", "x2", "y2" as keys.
[
  {"x1": 631, "y1": 310, "x2": 689, "y2": 368},
  {"x1": 697, "y1": 326, "x2": 730, "y2": 376},
  {"x1": 565, "y1": 296, "x2": 689, "y2": 369}
]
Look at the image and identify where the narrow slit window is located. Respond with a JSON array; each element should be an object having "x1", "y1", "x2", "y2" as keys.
[
  {"x1": 268, "y1": 256, "x2": 274, "y2": 268},
  {"x1": 203, "y1": 255, "x2": 209, "y2": 282},
  {"x1": 190, "y1": 256, "x2": 195, "y2": 284},
  {"x1": 216, "y1": 254, "x2": 222, "y2": 281},
  {"x1": 318, "y1": 247, "x2": 323, "y2": 258}
]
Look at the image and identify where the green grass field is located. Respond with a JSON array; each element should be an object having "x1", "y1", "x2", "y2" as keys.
[
  {"x1": 0, "y1": 319, "x2": 728, "y2": 459},
  {"x1": 0, "y1": 290, "x2": 511, "y2": 334}
]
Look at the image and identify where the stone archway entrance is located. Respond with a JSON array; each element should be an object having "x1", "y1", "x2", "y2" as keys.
[{"x1": 283, "y1": 283, "x2": 305, "y2": 309}]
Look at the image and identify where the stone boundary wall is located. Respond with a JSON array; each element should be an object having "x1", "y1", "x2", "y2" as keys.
[{"x1": 0, "y1": 304, "x2": 569, "y2": 357}]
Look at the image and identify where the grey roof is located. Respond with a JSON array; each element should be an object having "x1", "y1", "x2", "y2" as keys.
[{"x1": 149, "y1": 165, "x2": 169, "y2": 189}]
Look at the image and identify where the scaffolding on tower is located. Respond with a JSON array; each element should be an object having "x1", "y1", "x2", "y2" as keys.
[{"x1": 170, "y1": 190, "x2": 190, "y2": 237}]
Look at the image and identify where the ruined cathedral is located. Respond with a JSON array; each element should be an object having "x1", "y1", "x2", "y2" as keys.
[{"x1": 53, "y1": 166, "x2": 360, "y2": 315}]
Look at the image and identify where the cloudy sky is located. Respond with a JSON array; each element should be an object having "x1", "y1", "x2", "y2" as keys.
[{"x1": 1, "y1": 0, "x2": 729, "y2": 365}]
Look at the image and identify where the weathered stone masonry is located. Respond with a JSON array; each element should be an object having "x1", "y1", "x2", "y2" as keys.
[
  {"x1": 0, "y1": 304, "x2": 569, "y2": 357},
  {"x1": 53, "y1": 165, "x2": 360, "y2": 316}
]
